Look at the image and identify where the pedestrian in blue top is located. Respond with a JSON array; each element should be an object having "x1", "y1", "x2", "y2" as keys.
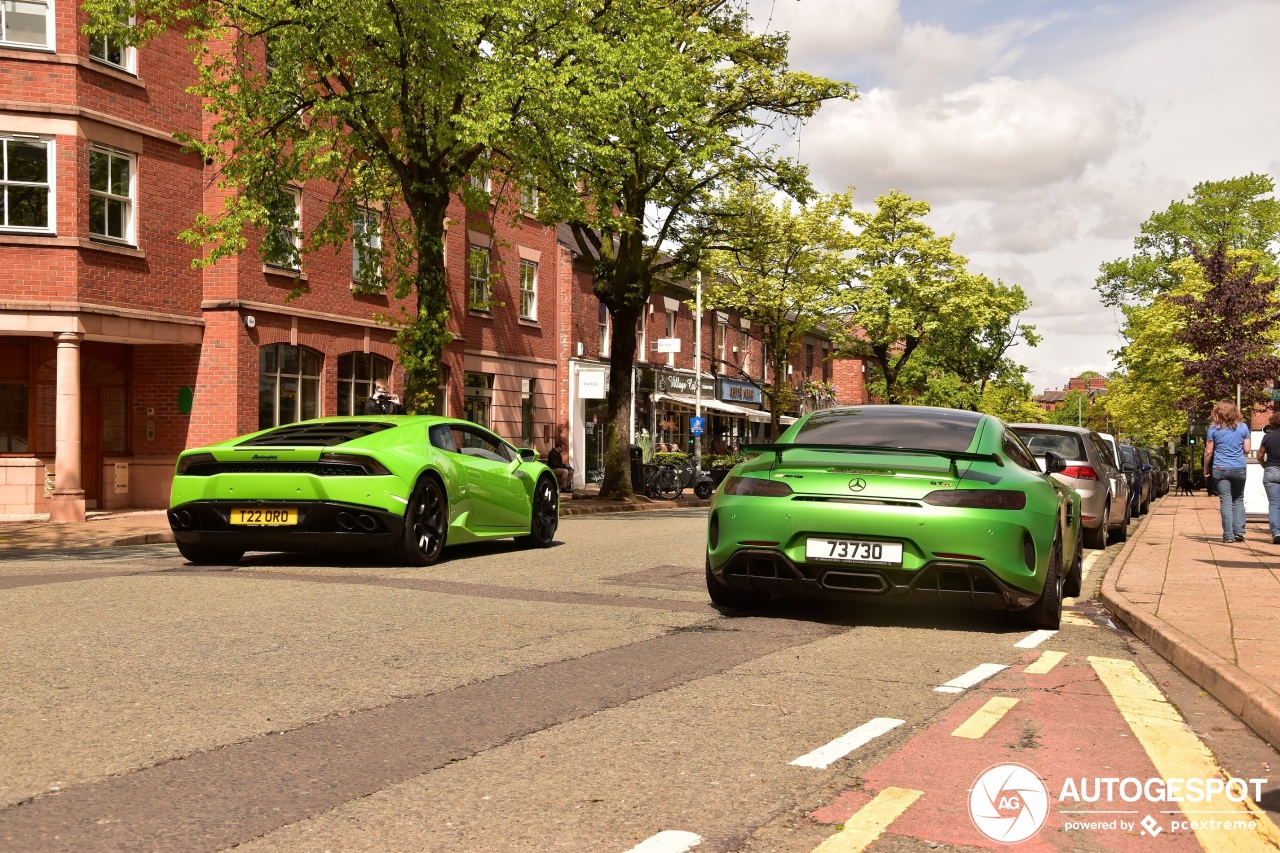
[{"x1": 1203, "y1": 400, "x2": 1251, "y2": 542}]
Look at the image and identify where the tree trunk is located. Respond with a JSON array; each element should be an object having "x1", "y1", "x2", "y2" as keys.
[
  {"x1": 599, "y1": 302, "x2": 640, "y2": 498},
  {"x1": 400, "y1": 193, "x2": 451, "y2": 413}
]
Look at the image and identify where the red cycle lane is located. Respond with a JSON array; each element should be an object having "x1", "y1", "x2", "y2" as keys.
[{"x1": 807, "y1": 648, "x2": 1275, "y2": 851}]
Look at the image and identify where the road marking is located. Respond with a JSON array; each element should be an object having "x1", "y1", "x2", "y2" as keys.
[
  {"x1": 935, "y1": 663, "x2": 1008, "y2": 693},
  {"x1": 1061, "y1": 612, "x2": 1096, "y2": 627},
  {"x1": 951, "y1": 696, "x2": 1020, "y2": 739},
  {"x1": 1082, "y1": 550, "x2": 1102, "y2": 581},
  {"x1": 1025, "y1": 650, "x2": 1067, "y2": 674},
  {"x1": 1014, "y1": 629, "x2": 1058, "y2": 648},
  {"x1": 1089, "y1": 656, "x2": 1280, "y2": 851},
  {"x1": 625, "y1": 830, "x2": 702, "y2": 853},
  {"x1": 791, "y1": 718, "x2": 906, "y2": 769},
  {"x1": 811, "y1": 787, "x2": 923, "y2": 853}
]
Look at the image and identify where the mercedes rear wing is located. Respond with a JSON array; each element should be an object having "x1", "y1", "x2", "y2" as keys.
[{"x1": 739, "y1": 443, "x2": 1003, "y2": 478}]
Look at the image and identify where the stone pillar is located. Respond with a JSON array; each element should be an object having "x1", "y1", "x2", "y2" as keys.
[{"x1": 49, "y1": 331, "x2": 86, "y2": 523}]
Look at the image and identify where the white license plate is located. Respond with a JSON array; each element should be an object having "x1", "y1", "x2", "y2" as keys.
[{"x1": 806, "y1": 538, "x2": 903, "y2": 565}]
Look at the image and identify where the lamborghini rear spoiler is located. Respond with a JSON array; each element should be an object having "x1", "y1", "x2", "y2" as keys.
[{"x1": 739, "y1": 443, "x2": 1003, "y2": 478}]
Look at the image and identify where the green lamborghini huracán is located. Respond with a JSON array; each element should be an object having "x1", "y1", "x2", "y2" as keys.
[{"x1": 169, "y1": 416, "x2": 559, "y2": 566}]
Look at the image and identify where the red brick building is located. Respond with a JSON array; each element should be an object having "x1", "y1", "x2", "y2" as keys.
[
  {"x1": 0, "y1": 9, "x2": 566, "y2": 517},
  {"x1": 0, "y1": 6, "x2": 864, "y2": 513}
]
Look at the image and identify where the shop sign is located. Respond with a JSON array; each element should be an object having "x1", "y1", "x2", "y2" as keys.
[
  {"x1": 578, "y1": 369, "x2": 608, "y2": 399},
  {"x1": 654, "y1": 369, "x2": 714, "y2": 397},
  {"x1": 717, "y1": 378, "x2": 762, "y2": 406}
]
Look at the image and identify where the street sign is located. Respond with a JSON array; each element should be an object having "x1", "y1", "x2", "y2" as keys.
[
  {"x1": 689, "y1": 416, "x2": 705, "y2": 436},
  {"x1": 1270, "y1": 388, "x2": 1280, "y2": 402},
  {"x1": 654, "y1": 338, "x2": 682, "y2": 354}
]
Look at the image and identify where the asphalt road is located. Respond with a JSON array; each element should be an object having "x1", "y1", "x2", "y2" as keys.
[{"x1": 1, "y1": 509, "x2": 1278, "y2": 851}]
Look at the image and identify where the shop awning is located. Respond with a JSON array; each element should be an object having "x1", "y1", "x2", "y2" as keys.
[{"x1": 653, "y1": 392, "x2": 796, "y2": 425}]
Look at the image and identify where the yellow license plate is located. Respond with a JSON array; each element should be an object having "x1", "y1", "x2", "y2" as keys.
[{"x1": 230, "y1": 507, "x2": 297, "y2": 526}]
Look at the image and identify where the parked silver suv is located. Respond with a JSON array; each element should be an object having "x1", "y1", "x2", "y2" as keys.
[{"x1": 1009, "y1": 424, "x2": 1129, "y2": 549}]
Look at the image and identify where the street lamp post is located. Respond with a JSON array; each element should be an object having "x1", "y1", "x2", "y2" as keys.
[{"x1": 694, "y1": 270, "x2": 702, "y2": 471}]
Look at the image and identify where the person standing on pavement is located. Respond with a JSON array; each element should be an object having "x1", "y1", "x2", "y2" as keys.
[
  {"x1": 1204, "y1": 400, "x2": 1251, "y2": 542},
  {"x1": 1256, "y1": 410, "x2": 1280, "y2": 543}
]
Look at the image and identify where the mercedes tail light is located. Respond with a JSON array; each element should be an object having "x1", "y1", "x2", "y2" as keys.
[
  {"x1": 722, "y1": 476, "x2": 793, "y2": 497},
  {"x1": 923, "y1": 489, "x2": 1027, "y2": 510}
]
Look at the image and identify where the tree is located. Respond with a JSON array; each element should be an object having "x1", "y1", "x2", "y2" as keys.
[
  {"x1": 1169, "y1": 243, "x2": 1280, "y2": 413},
  {"x1": 1105, "y1": 291, "x2": 1199, "y2": 445},
  {"x1": 530, "y1": 1, "x2": 852, "y2": 497},
  {"x1": 834, "y1": 191, "x2": 1011, "y2": 403},
  {"x1": 86, "y1": 0, "x2": 598, "y2": 410},
  {"x1": 1095, "y1": 174, "x2": 1280, "y2": 308},
  {"x1": 697, "y1": 182, "x2": 855, "y2": 439},
  {"x1": 977, "y1": 380, "x2": 1045, "y2": 425}
]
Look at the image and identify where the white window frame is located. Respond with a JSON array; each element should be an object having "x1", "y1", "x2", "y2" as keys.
[
  {"x1": 598, "y1": 302, "x2": 611, "y2": 357},
  {"x1": 519, "y1": 180, "x2": 538, "y2": 215},
  {"x1": 518, "y1": 258, "x2": 537, "y2": 320},
  {"x1": 352, "y1": 206, "x2": 383, "y2": 289},
  {"x1": 636, "y1": 308, "x2": 647, "y2": 361},
  {"x1": 468, "y1": 244, "x2": 490, "y2": 310},
  {"x1": 0, "y1": 134, "x2": 54, "y2": 234},
  {"x1": 469, "y1": 157, "x2": 491, "y2": 194},
  {"x1": 88, "y1": 144, "x2": 135, "y2": 245},
  {"x1": 665, "y1": 310, "x2": 676, "y2": 367},
  {"x1": 264, "y1": 187, "x2": 301, "y2": 271},
  {"x1": 88, "y1": 14, "x2": 135, "y2": 73},
  {"x1": 1, "y1": 0, "x2": 55, "y2": 50}
]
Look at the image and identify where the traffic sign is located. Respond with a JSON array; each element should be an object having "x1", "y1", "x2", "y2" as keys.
[{"x1": 690, "y1": 416, "x2": 705, "y2": 436}]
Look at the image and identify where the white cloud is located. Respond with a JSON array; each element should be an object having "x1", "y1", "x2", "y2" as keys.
[
  {"x1": 885, "y1": 23, "x2": 983, "y2": 95},
  {"x1": 804, "y1": 77, "x2": 1129, "y2": 203},
  {"x1": 754, "y1": 0, "x2": 902, "y2": 65}
]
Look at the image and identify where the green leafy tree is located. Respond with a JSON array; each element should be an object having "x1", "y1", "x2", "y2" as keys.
[
  {"x1": 85, "y1": 0, "x2": 599, "y2": 411},
  {"x1": 1105, "y1": 282, "x2": 1200, "y2": 444},
  {"x1": 978, "y1": 379, "x2": 1045, "y2": 424},
  {"x1": 1096, "y1": 174, "x2": 1280, "y2": 308},
  {"x1": 530, "y1": 2, "x2": 852, "y2": 497},
  {"x1": 697, "y1": 182, "x2": 856, "y2": 439},
  {"x1": 834, "y1": 191, "x2": 1013, "y2": 403}
]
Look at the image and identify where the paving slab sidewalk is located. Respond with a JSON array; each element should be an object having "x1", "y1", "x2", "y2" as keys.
[
  {"x1": 0, "y1": 485, "x2": 709, "y2": 553},
  {"x1": 1101, "y1": 492, "x2": 1280, "y2": 751}
]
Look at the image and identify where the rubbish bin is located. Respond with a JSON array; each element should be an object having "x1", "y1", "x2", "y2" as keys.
[{"x1": 629, "y1": 444, "x2": 645, "y2": 492}]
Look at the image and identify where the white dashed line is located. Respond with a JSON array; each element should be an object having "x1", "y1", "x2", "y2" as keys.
[
  {"x1": 790, "y1": 718, "x2": 906, "y2": 769},
  {"x1": 935, "y1": 663, "x2": 1008, "y2": 693},
  {"x1": 1014, "y1": 629, "x2": 1058, "y2": 649},
  {"x1": 624, "y1": 830, "x2": 702, "y2": 853}
]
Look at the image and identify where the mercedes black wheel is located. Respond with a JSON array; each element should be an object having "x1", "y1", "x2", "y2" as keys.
[{"x1": 1024, "y1": 535, "x2": 1064, "y2": 629}]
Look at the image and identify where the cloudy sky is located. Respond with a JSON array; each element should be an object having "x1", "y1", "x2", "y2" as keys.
[{"x1": 748, "y1": 0, "x2": 1280, "y2": 393}]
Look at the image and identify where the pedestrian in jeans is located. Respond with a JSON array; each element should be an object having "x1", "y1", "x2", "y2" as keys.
[
  {"x1": 1203, "y1": 400, "x2": 1251, "y2": 542},
  {"x1": 1256, "y1": 411, "x2": 1280, "y2": 543}
]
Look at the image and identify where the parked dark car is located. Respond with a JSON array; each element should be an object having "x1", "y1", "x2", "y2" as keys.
[
  {"x1": 1120, "y1": 445, "x2": 1150, "y2": 516},
  {"x1": 1147, "y1": 454, "x2": 1169, "y2": 498},
  {"x1": 1136, "y1": 448, "x2": 1156, "y2": 511}
]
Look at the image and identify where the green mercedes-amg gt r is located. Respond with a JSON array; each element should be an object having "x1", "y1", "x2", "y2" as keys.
[
  {"x1": 705, "y1": 406, "x2": 1082, "y2": 628},
  {"x1": 168, "y1": 416, "x2": 559, "y2": 566}
]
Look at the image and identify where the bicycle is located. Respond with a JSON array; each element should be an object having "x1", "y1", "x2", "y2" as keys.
[{"x1": 642, "y1": 462, "x2": 684, "y2": 500}]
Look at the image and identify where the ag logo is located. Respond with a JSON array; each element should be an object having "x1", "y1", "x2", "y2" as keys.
[
  {"x1": 847, "y1": 478, "x2": 867, "y2": 492},
  {"x1": 969, "y1": 763, "x2": 1049, "y2": 844}
]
